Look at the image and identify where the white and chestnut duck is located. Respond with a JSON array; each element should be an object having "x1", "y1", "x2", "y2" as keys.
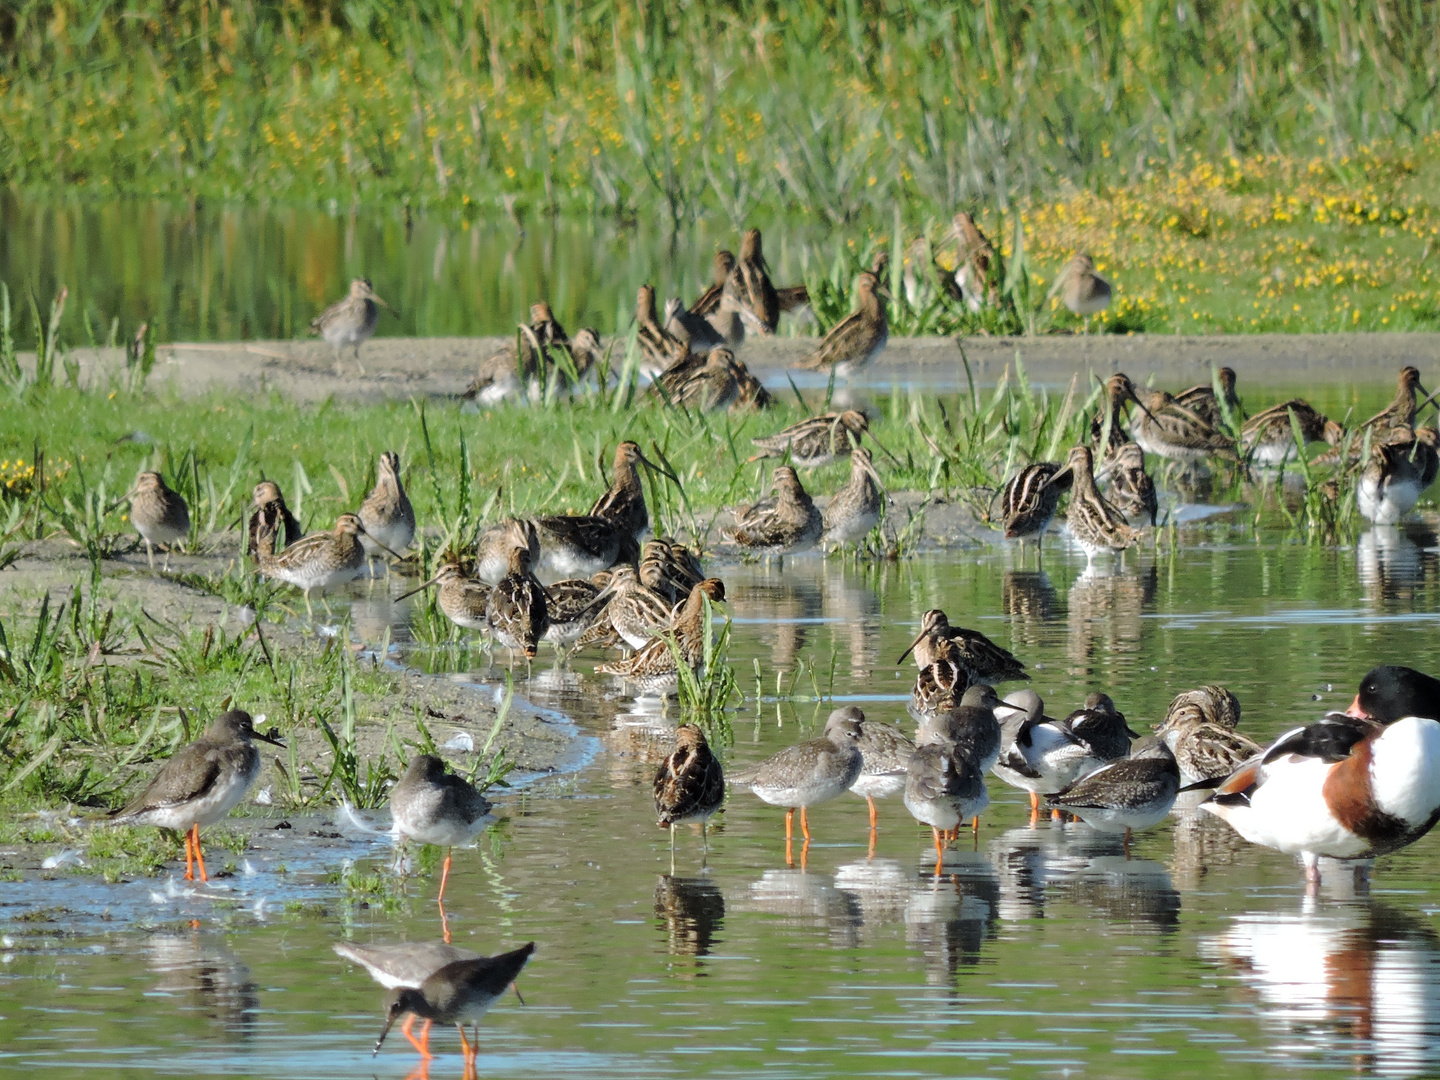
[{"x1": 1201, "y1": 665, "x2": 1440, "y2": 890}]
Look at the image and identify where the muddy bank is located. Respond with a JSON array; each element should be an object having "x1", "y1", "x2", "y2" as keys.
[{"x1": 24, "y1": 331, "x2": 1440, "y2": 403}]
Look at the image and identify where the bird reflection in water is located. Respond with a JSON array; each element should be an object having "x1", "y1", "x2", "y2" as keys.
[
  {"x1": 1358, "y1": 524, "x2": 1438, "y2": 609},
  {"x1": 1203, "y1": 902, "x2": 1440, "y2": 1078},
  {"x1": 737, "y1": 868, "x2": 863, "y2": 948},
  {"x1": 147, "y1": 932, "x2": 259, "y2": 1038},
  {"x1": 654, "y1": 875, "x2": 726, "y2": 972},
  {"x1": 1001, "y1": 569, "x2": 1057, "y2": 651},
  {"x1": 986, "y1": 825, "x2": 1179, "y2": 931},
  {"x1": 904, "y1": 850, "x2": 1000, "y2": 987},
  {"x1": 1065, "y1": 560, "x2": 1157, "y2": 675},
  {"x1": 832, "y1": 858, "x2": 911, "y2": 940},
  {"x1": 730, "y1": 576, "x2": 822, "y2": 670}
]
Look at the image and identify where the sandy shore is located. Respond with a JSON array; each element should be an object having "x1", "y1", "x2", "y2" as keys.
[{"x1": 25, "y1": 332, "x2": 1440, "y2": 403}]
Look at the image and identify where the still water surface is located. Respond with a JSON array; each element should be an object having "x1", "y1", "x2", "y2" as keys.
[
  {"x1": 6, "y1": 524, "x2": 1440, "y2": 1078},
  {"x1": 0, "y1": 195, "x2": 825, "y2": 343}
]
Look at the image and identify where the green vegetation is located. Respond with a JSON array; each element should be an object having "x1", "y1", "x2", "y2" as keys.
[{"x1": 3, "y1": 1, "x2": 1436, "y2": 219}]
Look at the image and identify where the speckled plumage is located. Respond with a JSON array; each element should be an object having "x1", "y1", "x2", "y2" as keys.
[
  {"x1": 129, "y1": 470, "x2": 190, "y2": 569},
  {"x1": 654, "y1": 724, "x2": 725, "y2": 857},
  {"x1": 751, "y1": 410, "x2": 871, "y2": 469},
  {"x1": 821, "y1": 447, "x2": 883, "y2": 547},
  {"x1": 596, "y1": 579, "x2": 726, "y2": 694},
  {"x1": 896, "y1": 608, "x2": 1028, "y2": 683},
  {"x1": 728, "y1": 466, "x2": 823, "y2": 555},
  {"x1": 1000, "y1": 461, "x2": 1071, "y2": 542},
  {"x1": 798, "y1": 271, "x2": 888, "y2": 378},
  {"x1": 486, "y1": 545, "x2": 550, "y2": 658}
]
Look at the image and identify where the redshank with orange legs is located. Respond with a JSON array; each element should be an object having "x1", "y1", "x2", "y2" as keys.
[
  {"x1": 109, "y1": 709, "x2": 283, "y2": 882},
  {"x1": 390, "y1": 755, "x2": 492, "y2": 934}
]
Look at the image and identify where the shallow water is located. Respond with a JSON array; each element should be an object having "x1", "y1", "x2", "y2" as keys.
[
  {"x1": 0, "y1": 195, "x2": 824, "y2": 343},
  {"x1": 7, "y1": 522, "x2": 1440, "y2": 1078}
]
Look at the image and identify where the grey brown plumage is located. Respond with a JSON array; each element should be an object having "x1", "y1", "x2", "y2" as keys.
[
  {"x1": 589, "y1": 441, "x2": 664, "y2": 543},
  {"x1": 372, "y1": 943, "x2": 534, "y2": 1065},
  {"x1": 541, "y1": 576, "x2": 603, "y2": 651},
  {"x1": 1129, "y1": 382, "x2": 1239, "y2": 463},
  {"x1": 639, "y1": 538, "x2": 704, "y2": 605},
  {"x1": 1048, "y1": 737, "x2": 1179, "y2": 849},
  {"x1": 475, "y1": 518, "x2": 541, "y2": 585},
  {"x1": 311, "y1": 277, "x2": 391, "y2": 371},
  {"x1": 947, "y1": 212, "x2": 997, "y2": 311},
  {"x1": 1056, "y1": 254, "x2": 1111, "y2": 320},
  {"x1": 821, "y1": 447, "x2": 883, "y2": 547},
  {"x1": 689, "y1": 251, "x2": 736, "y2": 316},
  {"x1": 529, "y1": 514, "x2": 632, "y2": 580},
  {"x1": 110, "y1": 709, "x2": 283, "y2": 882},
  {"x1": 730, "y1": 715, "x2": 864, "y2": 844},
  {"x1": 578, "y1": 564, "x2": 674, "y2": 651},
  {"x1": 728, "y1": 466, "x2": 823, "y2": 554},
  {"x1": 1174, "y1": 367, "x2": 1243, "y2": 431},
  {"x1": 256, "y1": 513, "x2": 373, "y2": 610},
  {"x1": 129, "y1": 470, "x2": 190, "y2": 570},
  {"x1": 664, "y1": 297, "x2": 727, "y2": 354},
  {"x1": 1363, "y1": 366, "x2": 1430, "y2": 432},
  {"x1": 798, "y1": 271, "x2": 888, "y2": 378},
  {"x1": 485, "y1": 545, "x2": 549, "y2": 658},
  {"x1": 359, "y1": 451, "x2": 415, "y2": 558},
  {"x1": 463, "y1": 304, "x2": 600, "y2": 404}
]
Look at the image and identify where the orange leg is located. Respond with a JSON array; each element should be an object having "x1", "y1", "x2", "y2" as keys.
[
  {"x1": 437, "y1": 849, "x2": 453, "y2": 903},
  {"x1": 192, "y1": 825, "x2": 209, "y2": 882},
  {"x1": 439, "y1": 897, "x2": 452, "y2": 944},
  {"x1": 1052, "y1": 807, "x2": 1064, "y2": 822},
  {"x1": 784, "y1": 807, "x2": 794, "y2": 843},
  {"x1": 402, "y1": 1014, "x2": 434, "y2": 1060},
  {"x1": 183, "y1": 826, "x2": 195, "y2": 881},
  {"x1": 458, "y1": 1023, "x2": 479, "y2": 1074},
  {"x1": 800, "y1": 806, "x2": 812, "y2": 842},
  {"x1": 867, "y1": 795, "x2": 878, "y2": 833},
  {"x1": 799, "y1": 836, "x2": 810, "y2": 871},
  {"x1": 972, "y1": 815, "x2": 980, "y2": 837},
  {"x1": 1029, "y1": 791, "x2": 1040, "y2": 827},
  {"x1": 932, "y1": 827, "x2": 945, "y2": 875}
]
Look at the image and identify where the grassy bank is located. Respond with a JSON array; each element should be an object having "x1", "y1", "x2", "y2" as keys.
[{"x1": 3, "y1": 1, "x2": 1437, "y2": 221}]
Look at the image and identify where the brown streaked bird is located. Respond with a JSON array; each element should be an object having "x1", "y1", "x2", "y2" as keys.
[
  {"x1": 639, "y1": 538, "x2": 704, "y2": 605},
  {"x1": 1098, "y1": 442, "x2": 1158, "y2": 527},
  {"x1": 1053, "y1": 445, "x2": 1139, "y2": 559},
  {"x1": 1362, "y1": 365, "x2": 1430, "y2": 433},
  {"x1": 463, "y1": 304, "x2": 599, "y2": 405},
  {"x1": 1000, "y1": 461, "x2": 1072, "y2": 547},
  {"x1": 311, "y1": 277, "x2": 393, "y2": 373},
  {"x1": 372, "y1": 943, "x2": 534, "y2": 1067},
  {"x1": 728, "y1": 352, "x2": 773, "y2": 411},
  {"x1": 1089, "y1": 373, "x2": 1154, "y2": 458},
  {"x1": 776, "y1": 282, "x2": 810, "y2": 313},
  {"x1": 654, "y1": 723, "x2": 726, "y2": 860},
  {"x1": 542, "y1": 576, "x2": 604, "y2": 654},
  {"x1": 636, "y1": 284, "x2": 689, "y2": 377},
  {"x1": 485, "y1": 544, "x2": 549, "y2": 659},
  {"x1": 110, "y1": 709, "x2": 283, "y2": 882},
  {"x1": 359, "y1": 451, "x2": 415, "y2": 560},
  {"x1": 1132, "y1": 387, "x2": 1239, "y2": 463},
  {"x1": 896, "y1": 608, "x2": 1028, "y2": 684},
  {"x1": 394, "y1": 562, "x2": 492, "y2": 635},
  {"x1": 725, "y1": 227, "x2": 781, "y2": 335},
  {"x1": 728, "y1": 466, "x2": 824, "y2": 555},
  {"x1": 1241, "y1": 399, "x2": 1344, "y2": 465},
  {"x1": 650, "y1": 347, "x2": 742, "y2": 412},
  {"x1": 821, "y1": 446, "x2": 883, "y2": 548},
  {"x1": 588, "y1": 440, "x2": 672, "y2": 544},
  {"x1": 664, "y1": 296, "x2": 727, "y2": 355},
  {"x1": 128, "y1": 470, "x2": 190, "y2": 571},
  {"x1": 689, "y1": 250, "x2": 736, "y2": 316},
  {"x1": 907, "y1": 654, "x2": 969, "y2": 728},
  {"x1": 389, "y1": 754, "x2": 492, "y2": 905},
  {"x1": 257, "y1": 513, "x2": 385, "y2": 615},
  {"x1": 1174, "y1": 367, "x2": 1244, "y2": 431},
  {"x1": 750, "y1": 410, "x2": 892, "y2": 470},
  {"x1": 247, "y1": 480, "x2": 302, "y2": 557},
  {"x1": 1356, "y1": 426, "x2": 1440, "y2": 524},
  {"x1": 1159, "y1": 718, "x2": 1262, "y2": 789},
  {"x1": 475, "y1": 518, "x2": 541, "y2": 585},
  {"x1": 1053, "y1": 254, "x2": 1111, "y2": 330},
  {"x1": 798, "y1": 271, "x2": 889, "y2": 378},
  {"x1": 578, "y1": 564, "x2": 674, "y2": 652},
  {"x1": 1160, "y1": 685, "x2": 1242, "y2": 732},
  {"x1": 530, "y1": 513, "x2": 632, "y2": 580},
  {"x1": 596, "y1": 578, "x2": 726, "y2": 694},
  {"x1": 948, "y1": 211, "x2": 997, "y2": 312}
]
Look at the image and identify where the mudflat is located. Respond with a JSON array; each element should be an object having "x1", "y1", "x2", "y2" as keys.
[{"x1": 23, "y1": 332, "x2": 1440, "y2": 403}]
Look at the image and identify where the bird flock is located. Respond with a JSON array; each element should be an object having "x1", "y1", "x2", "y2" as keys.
[{"x1": 97, "y1": 256, "x2": 1440, "y2": 1070}]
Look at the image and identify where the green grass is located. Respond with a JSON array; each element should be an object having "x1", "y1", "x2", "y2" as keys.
[{"x1": 3, "y1": 1, "x2": 1436, "y2": 221}]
